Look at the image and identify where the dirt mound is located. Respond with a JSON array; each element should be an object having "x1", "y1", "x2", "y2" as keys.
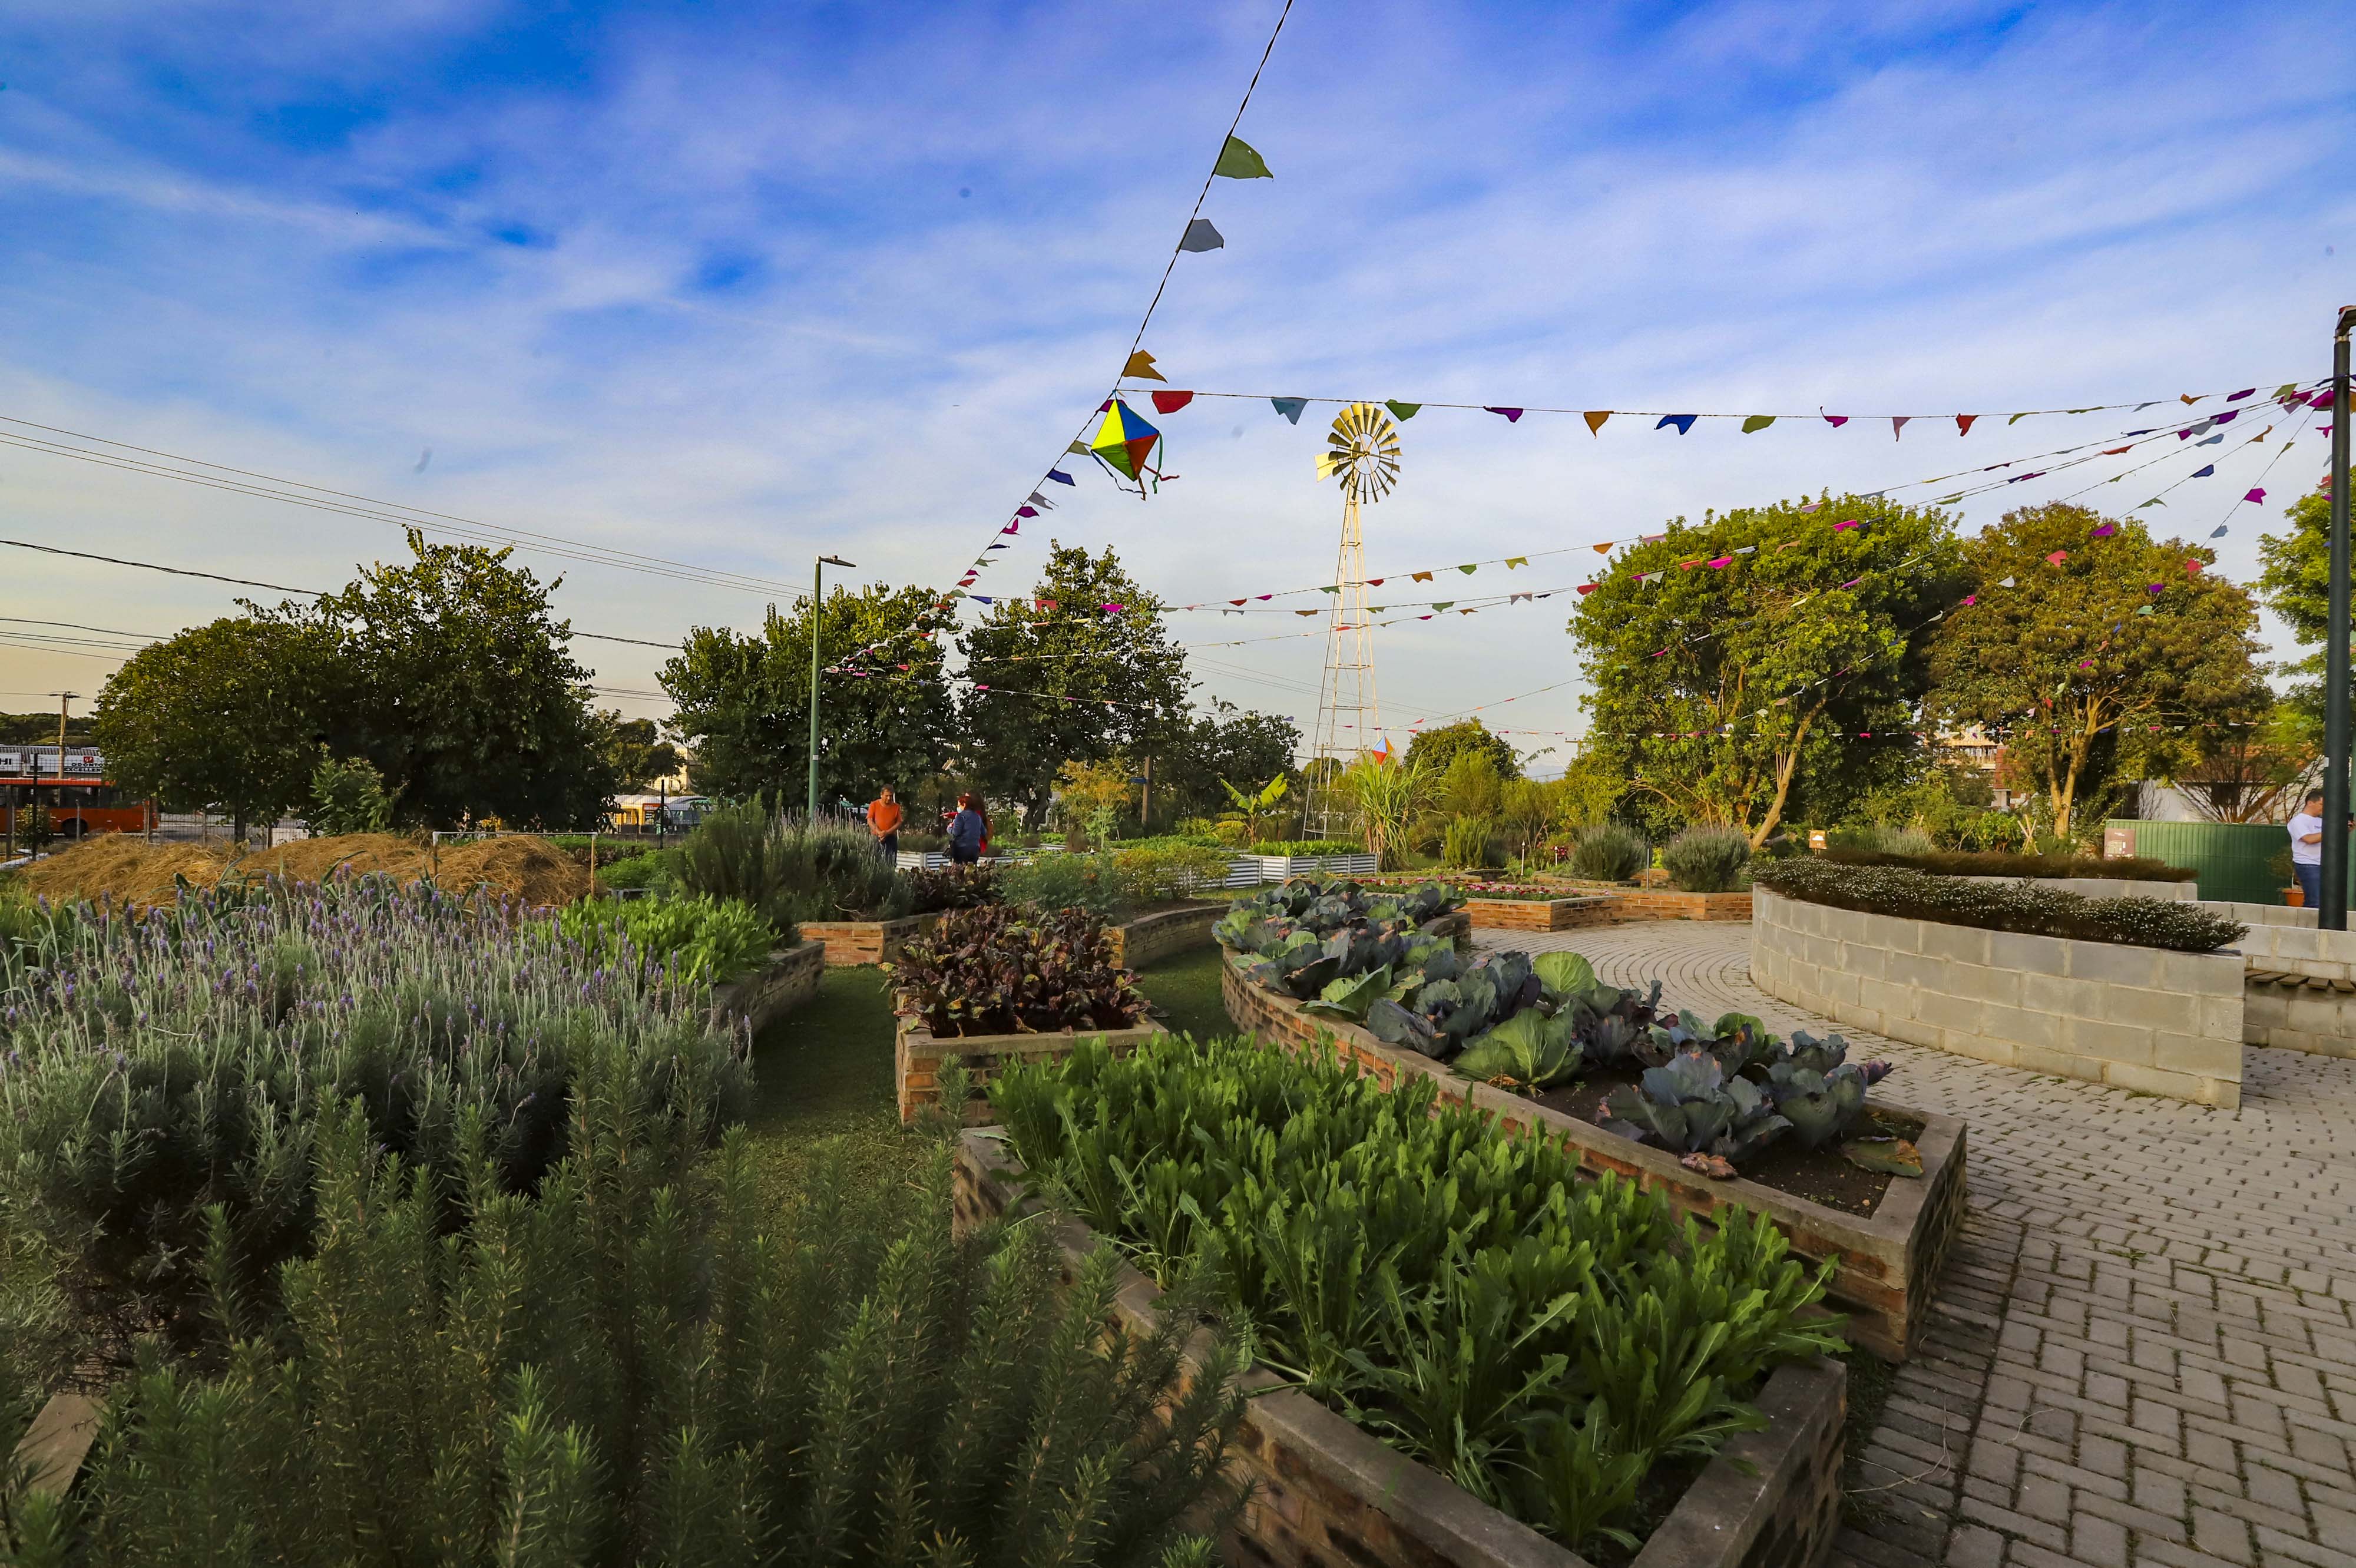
[{"x1": 19, "y1": 832, "x2": 591, "y2": 908}]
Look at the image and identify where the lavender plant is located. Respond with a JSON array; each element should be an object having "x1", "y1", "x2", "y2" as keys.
[{"x1": 0, "y1": 875, "x2": 748, "y2": 1372}]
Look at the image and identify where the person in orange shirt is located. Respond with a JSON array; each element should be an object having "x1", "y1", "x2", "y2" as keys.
[{"x1": 867, "y1": 785, "x2": 905, "y2": 861}]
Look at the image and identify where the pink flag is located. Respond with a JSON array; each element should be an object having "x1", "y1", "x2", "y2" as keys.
[
  {"x1": 1017, "y1": 507, "x2": 1037, "y2": 518},
  {"x1": 1823, "y1": 415, "x2": 1849, "y2": 428},
  {"x1": 2244, "y1": 488, "x2": 2266, "y2": 504},
  {"x1": 1892, "y1": 417, "x2": 1911, "y2": 441},
  {"x1": 1834, "y1": 518, "x2": 1861, "y2": 531}
]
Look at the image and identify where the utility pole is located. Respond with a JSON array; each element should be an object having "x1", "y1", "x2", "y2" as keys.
[
  {"x1": 51, "y1": 691, "x2": 78, "y2": 847},
  {"x1": 2324, "y1": 305, "x2": 2356, "y2": 929},
  {"x1": 809, "y1": 555, "x2": 856, "y2": 822}
]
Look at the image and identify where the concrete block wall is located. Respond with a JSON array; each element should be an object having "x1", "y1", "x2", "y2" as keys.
[
  {"x1": 2242, "y1": 980, "x2": 2356, "y2": 1061},
  {"x1": 2226, "y1": 918, "x2": 2356, "y2": 980},
  {"x1": 1751, "y1": 891, "x2": 2244, "y2": 1109}
]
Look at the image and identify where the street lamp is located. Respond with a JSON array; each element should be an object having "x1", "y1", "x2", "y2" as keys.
[
  {"x1": 2322, "y1": 307, "x2": 2355, "y2": 929},
  {"x1": 810, "y1": 554, "x2": 856, "y2": 822}
]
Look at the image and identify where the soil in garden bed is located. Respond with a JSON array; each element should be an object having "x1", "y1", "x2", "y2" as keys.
[{"x1": 1524, "y1": 1062, "x2": 1921, "y2": 1218}]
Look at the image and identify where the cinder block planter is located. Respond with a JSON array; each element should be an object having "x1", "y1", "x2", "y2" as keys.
[
  {"x1": 1220, "y1": 956, "x2": 1965, "y2": 1362},
  {"x1": 1464, "y1": 895, "x2": 1622, "y2": 932},
  {"x1": 801, "y1": 912, "x2": 940, "y2": 966},
  {"x1": 708, "y1": 940, "x2": 825, "y2": 1034},
  {"x1": 896, "y1": 1015, "x2": 1164, "y2": 1124},
  {"x1": 955, "y1": 1132, "x2": 1846, "y2": 1568},
  {"x1": 1751, "y1": 890, "x2": 2244, "y2": 1109},
  {"x1": 1107, "y1": 903, "x2": 1224, "y2": 968}
]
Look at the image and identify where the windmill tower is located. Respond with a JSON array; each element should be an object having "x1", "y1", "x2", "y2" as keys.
[{"x1": 1306, "y1": 402, "x2": 1401, "y2": 831}]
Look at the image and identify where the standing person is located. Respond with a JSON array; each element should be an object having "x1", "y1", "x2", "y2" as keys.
[
  {"x1": 867, "y1": 785, "x2": 904, "y2": 862},
  {"x1": 947, "y1": 792, "x2": 988, "y2": 866},
  {"x1": 2289, "y1": 788, "x2": 2327, "y2": 908}
]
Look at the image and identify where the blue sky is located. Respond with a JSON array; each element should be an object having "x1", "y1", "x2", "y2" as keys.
[{"x1": 2, "y1": 0, "x2": 2351, "y2": 767}]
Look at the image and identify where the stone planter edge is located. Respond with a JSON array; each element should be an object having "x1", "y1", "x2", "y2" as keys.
[
  {"x1": 954, "y1": 1130, "x2": 1846, "y2": 1568},
  {"x1": 707, "y1": 939, "x2": 826, "y2": 1035},
  {"x1": 800, "y1": 911, "x2": 941, "y2": 966},
  {"x1": 1218, "y1": 951, "x2": 1965, "y2": 1362},
  {"x1": 896, "y1": 1015, "x2": 1166, "y2": 1123}
]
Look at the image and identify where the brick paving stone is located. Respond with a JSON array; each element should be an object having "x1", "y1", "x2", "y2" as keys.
[{"x1": 1470, "y1": 922, "x2": 2356, "y2": 1568}]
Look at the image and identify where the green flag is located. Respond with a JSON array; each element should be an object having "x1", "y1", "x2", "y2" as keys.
[
  {"x1": 1214, "y1": 135, "x2": 1273, "y2": 179},
  {"x1": 1385, "y1": 400, "x2": 1420, "y2": 421},
  {"x1": 1740, "y1": 415, "x2": 1776, "y2": 433}
]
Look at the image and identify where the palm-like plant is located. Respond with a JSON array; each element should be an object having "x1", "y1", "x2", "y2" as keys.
[
  {"x1": 1340, "y1": 755, "x2": 1430, "y2": 871},
  {"x1": 1217, "y1": 773, "x2": 1292, "y2": 844}
]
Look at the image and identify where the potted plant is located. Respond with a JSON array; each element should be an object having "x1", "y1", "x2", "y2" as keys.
[{"x1": 2270, "y1": 845, "x2": 2301, "y2": 906}]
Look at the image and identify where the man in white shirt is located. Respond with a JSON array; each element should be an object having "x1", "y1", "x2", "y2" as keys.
[{"x1": 2288, "y1": 788, "x2": 2325, "y2": 909}]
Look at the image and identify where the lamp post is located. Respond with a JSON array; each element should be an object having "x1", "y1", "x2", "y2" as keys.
[
  {"x1": 2324, "y1": 307, "x2": 2356, "y2": 929},
  {"x1": 809, "y1": 554, "x2": 856, "y2": 822}
]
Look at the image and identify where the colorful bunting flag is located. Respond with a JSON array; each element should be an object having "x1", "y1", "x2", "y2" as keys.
[
  {"x1": 1411, "y1": 570, "x2": 1434, "y2": 582},
  {"x1": 1271, "y1": 397, "x2": 1308, "y2": 424},
  {"x1": 1741, "y1": 415, "x2": 1775, "y2": 433},
  {"x1": 2046, "y1": 551, "x2": 2068, "y2": 565},
  {"x1": 1505, "y1": 556, "x2": 1528, "y2": 568},
  {"x1": 1213, "y1": 135, "x2": 1272, "y2": 178},
  {"x1": 1017, "y1": 506, "x2": 1038, "y2": 518},
  {"x1": 2090, "y1": 523, "x2": 2116, "y2": 537},
  {"x1": 1584, "y1": 411, "x2": 1610, "y2": 436},
  {"x1": 1824, "y1": 415, "x2": 1849, "y2": 428},
  {"x1": 1179, "y1": 219, "x2": 1225, "y2": 252},
  {"x1": 1657, "y1": 415, "x2": 1697, "y2": 435},
  {"x1": 1047, "y1": 469, "x2": 1075, "y2": 484},
  {"x1": 1385, "y1": 401, "x2": 1420, "y2": 421},
  {"x1": 1486, "y1": 406, "x2": 1524, "y2": 422},
  {"x1": 2211, "y1": 525, "x2": 2229, "y2": 537},
  {"x1": 1891, "y1": 417, "x2": 1911, "y2": 441},
  {"x1": 1151, "y1": 390, "x2": 1194, "y2": 414},
  {"x1": 2191, "y1": 465, "x2": 2215, "y2": 478},
  {"x1": 1458, "y1": 564, "x2": 1477, "y2": 575},
  {"x1": 1956, "y1": 415, "x2": 1978, "y2": 435},
  {"x1": 1121, "y1": 350, "x2": 1166, "y2": 382}
]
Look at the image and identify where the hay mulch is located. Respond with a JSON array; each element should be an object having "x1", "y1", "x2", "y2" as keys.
[{"x1": 21, "y1": 832, "x2": 593, "y2": 909}]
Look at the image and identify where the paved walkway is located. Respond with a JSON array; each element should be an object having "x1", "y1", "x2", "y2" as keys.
[{"x1": 1471, "y1": 921, "x2": 2356, "y2": 1568}]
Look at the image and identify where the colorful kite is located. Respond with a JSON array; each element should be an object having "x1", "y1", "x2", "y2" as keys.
[{"x1": 1087, "y1": 399, "x2": 1164, "y2": 488}]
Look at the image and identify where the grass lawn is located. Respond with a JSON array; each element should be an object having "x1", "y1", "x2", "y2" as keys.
[{"x1": 737, "y1": 941, "x2": 1240, "y2": 1209}]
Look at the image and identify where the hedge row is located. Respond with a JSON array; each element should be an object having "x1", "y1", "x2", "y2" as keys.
[
  {"x1": 1753, "y1": 859, "x2": 2244, "y2": 953},
  {"x1": 1818, "y1": 848, "x2": 2196, "y2": 882}
]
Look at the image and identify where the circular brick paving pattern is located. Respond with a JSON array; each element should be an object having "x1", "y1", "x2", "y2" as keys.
[{"x1": 1472, "y1": 920, "x2": 2356, "y2": 1568}]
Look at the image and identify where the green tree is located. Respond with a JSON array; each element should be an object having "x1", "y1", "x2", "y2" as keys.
[
  {"x1": 1570, "y1": 494, "x2": 1967, "y2": 848},
  {"x1": 1403, "y1": 719, "x2": 1518, "y2": 782},
  {"x1": 0, "y1": 713, "x2": 93, "y2": 746},
  {"x1": 959, "y1": 544, "x2": 1192, "y2": 826},
  {"x1": 269, "y1": 532, "x2": 616, "y2": 829},
  {"x1": 596, "y1": 714, "x2": 683, "y2": 791},
  {"x1": 1151, "y1": 700, "x2": 1300, "y2": 826},
  {"x1": 307, "y1": 752, "x2": 393, "y2": 835},
  {"x1": 91, "y1": 617, "x2": 327, "y2": 838},
  {"x1": 1928, "y1": 503, "x2": 2266, "y2": 841},
  {"x1": 661, "y1": 582, "x2": 957, "y2": 808}
]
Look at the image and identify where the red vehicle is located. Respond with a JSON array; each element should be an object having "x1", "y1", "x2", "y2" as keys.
[{"x1": 1, "y1": 745, "x2": 157, "y2": 842}]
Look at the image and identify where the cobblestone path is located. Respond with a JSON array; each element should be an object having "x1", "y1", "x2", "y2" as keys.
[{"x1": 1471, "y1": 921, "x2": 2356, "y2": 1568}]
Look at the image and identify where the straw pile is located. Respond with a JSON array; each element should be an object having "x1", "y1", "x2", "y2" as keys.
[{"x1": 19, "y1": 831, "x2": 593, "y2": 908}]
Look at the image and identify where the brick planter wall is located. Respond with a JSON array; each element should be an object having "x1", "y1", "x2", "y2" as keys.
[
  {"x1": 1107, "y1": 903, "x2": 1223, "y2": 968},
  {"x1": 1464, "y1": 895, "x2": 1623, "y2": 931},
  {"x1": 1751, "y1": 889, "x2": 2244, "y2": 1109},
  {"x1": 896, "y1": 1016, "x2": 1164, "y2": 1123},
  {"x1": 707, "y1": 940, "x2": 825, "y2": 1034},
  {"x1": 1220, "y1": 956, "x2": 1964, "y2": 1362},
  {"x1": 1616, "y1": 891, "x2": 1755, "y2": 921},
  {"x1": 955, "y1": 1132, "x2": 1848, "y2": 1568},
  {"x1": 800, "y1": 912, "x2": 940, "y2": 966}
]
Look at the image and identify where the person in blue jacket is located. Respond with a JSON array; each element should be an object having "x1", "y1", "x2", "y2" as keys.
[{"x1": 947, "y1": 793, "x2": 989, "y2": 865}]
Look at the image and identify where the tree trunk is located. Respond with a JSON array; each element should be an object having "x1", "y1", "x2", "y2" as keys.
[{"x1": 1750, "y1": 710, "x2": 1819, "y2": 851}]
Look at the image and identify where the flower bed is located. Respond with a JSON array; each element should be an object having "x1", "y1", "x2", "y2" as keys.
[
  {"x1": 976, "y1": 1032, "x2": 1852, "y2": 1565},
  {"x1": 1219, "y1": 958, "x2": 1965, "y2": 1361},
  {"x1": 1753, "y1": 859, "x2": 2241, "y2": 952}
]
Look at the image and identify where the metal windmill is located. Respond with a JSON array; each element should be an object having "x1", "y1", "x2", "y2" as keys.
[{"x1": 1305, "y1": 402, "x2": 1401, "y2": 830}]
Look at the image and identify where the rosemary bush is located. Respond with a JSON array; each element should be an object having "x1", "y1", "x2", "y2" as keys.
[
  {"x1": 0, "y1": 876, "x2": 748, "y2": 1371},
  {"x1": 1569, "y1": 823, "x2": 1651, "y2": 882},
  {"x1": 1660, "y1": 825, "x2": 1752, "y2": 893},
  {"x1": 1753, "y1": 858, "x2": 2245, "y2": 952},
  {"x1": 1, "y1": 1069, "x2": 1246, "y2": 1568},
  {"x1": 995, "y1": 1034, "x2": 1842, "y2": 1555},
  {"x1": 665, "y1": 800, "x2": 912, "y2": 925}
]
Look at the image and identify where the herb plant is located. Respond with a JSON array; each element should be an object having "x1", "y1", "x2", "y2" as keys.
[
  {"x1": 1570, "y1": 823, "x2": 1651, "y2": 882},
  {"x1": 1660, "y1": 824, "x2": 1752, "y2": 892},
  {"x1": 994, "y1": 1033, "x2": 1843, "y2": 1555},
  {"x1": 557, "y1": 891, "x2": 782, "y2": 984},
  {"x1": 1754, "y1": 858, "x2": 2244, "y2": 952}
]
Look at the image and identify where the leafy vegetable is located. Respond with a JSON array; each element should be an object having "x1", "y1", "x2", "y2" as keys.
[{"x1": 887, "y1": 903, "x2": 1149, "y2": 1037}]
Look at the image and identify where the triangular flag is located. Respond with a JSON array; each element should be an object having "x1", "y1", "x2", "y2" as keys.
[
  {"x1": 1121, "y1": 350, "x2": 1166, "y2": 382},
  {"x1": 2191, "y1": 465, "x2": 2215, "y2": 478},
  {"x1": 1999, "y1": 576, "x2": 2016, "y2": 587},
  {"x1": 2196, "y1": 434, "x2": 2223, "y2": 447},
  {"x1": 1151, "y1": 390, "x2": 1194, "y2": 414},
  {"x1": 1179, "y1": 219, "x2": 1224, "y2": 252},
  {"x1": 1213, "y1": 135, "x2": 1272, "y2": 178},
  {"x1": 1824, "y1": 415, "x2": 1849, "y2": 428},
  {"x1": 1458, "y1": 563, "x2": 1477, "y2": 574},
  {"x1": 1576, "y1": 583, "x2": 1597, "y2": 594},
  {"x1": 1366, "y1": 578, "x2": 1385, "y2": 586},
  {"x1": 2046, "y1": 551, "x2": 2068, "y2": 565},
  {"x1": 1321, "y1": 585, "x2": 1340, "y2": 594},
  {"x1": 1485, "y1": 406, "x2": 1524, "y2": 422},
  {"x1": 970, "y1": 596, "x2": 993, "y2": 605},
  {"x1": 2090, "y1": 523, "x2": 2116, "y2": 537},
  {"x1": 1505, "y1": 556, "x2": 1527, "y2": 568},
  {"x1": 1584, "y1": 411, "x2": 1610, "y2": 436},
  {"x1": 2243, "y1": 488, "x2": 2266, "y2": 504},
  {"x1": 1595, "y1": 542, "x2": 1612, "y2": 553},
  {"x1": 1956, "y1": 415, "x2": 1978, "y2": 435},
  {"x1": 1799, "y1": 501, "x2": 1823, "y2": 513},
  {"x1": 1834, "y1": 519, "x2": 1861, "y2": 531},
  {"x1": 2180, "y1": 393, "x2": 2203, "y2": 405},
  {"x1": 2186, "y1": 560, "x2": 2203, "y2": 573},
  {"x1": 1385, "y1": 401, "x2": 1420, "y2": 421},
  {"x1": 1891, "y1": 416, "x2": 1911, "y2": 441},
  {"x1": 1295, "y1": 609, "x2": 1318, "y2": 617},
  {"x1": 2211, "y1": 525, "x2": 2229, "y2": 537},
  {"x1": 1740, "y1": 415, "x2": 1776, "y2": 434},
  {"x1": 1047, "y1": 469, "x2": 1075, "y2": 484},
  {"x1": 1657, "y1": 415, "x2": 1697, "y2": 434},
  {"x1": 1411, "y1": 570, "x2": 1433, "y2": 582},
  {"x1": 1708, "y1": 557, "x2": 1735, "y2": 568},
  {"x1": 1271, "y1": 397, "x2": 1308, "y2": 424},
  {"x1": 1017, "y1": 506, "x2": 1038, "y2": 517},
  {"x1": 2008, "y1": 412, "x2": 2034, "y2": 425},
  {"x1": 1430, "y1": 601, "x2": 1453, "y2": 611}
]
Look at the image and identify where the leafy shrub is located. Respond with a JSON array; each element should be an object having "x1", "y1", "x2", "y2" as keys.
[
  {"x1": 668, "y1": 801, "x2": 913, "y2": 925},
  {"x1": 1820, "y1": 846, "x2": 2196, "y2": 882},
  {"x1": 1440, "y1": 813, "x2": 1498, "y2": 869},
  {"x1": 306, "y1": 753, "x2": 393, "y2": 836},
  {"x1": 1570, "y1": 822, "x2": 1651, "y2": 882},
  {"x1": 1248, "y1": 838, "x2": 1363, "y2": 856},
  {"x1": 557, "y1": 892, "x2": 782, "y2": 984},
  {"x1": 590, "y1": 848, "x2": 667, "y2": 890},
  {"x1": 0, "y1": 876, "x2": 747, "y2": 1372},
  {"x1": 1110, "y1": 843, "x2": 1236, "y2": 905},
  {"x1": 1661, "y1": 825, "x2": 1753, "y2": 893},
  {"x1": 994, "y1": 1033, "x2": 1842, "y2": 1554},
  {"x1": 995, "y1": 850, "x2": 1131, "y2": 920},
  {"x1": 888, "y1": 904, "x2": 1149, "y2": 1038},
  {"x1": 15, "y1": 1083, "x2": 1248, "y2": 1567},
  {"x1": 1825, "y1": 825, "x2": 1935, "y2": 855},
  {"x1": 902, "y1": 861, "x2": 999, "y2": 914},
  {"x1": 1753, "y1": 859, "x2": 2245, "y2": 952}
]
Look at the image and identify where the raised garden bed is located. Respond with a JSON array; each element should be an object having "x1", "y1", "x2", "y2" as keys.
[
  {"x1": 1106, "y1": 901, "x2": 1225, "y2": 967},
  {"x1": 1220, "y1": 955, "x2": 1965, "y2": 1362},
  {"x1": 955, "y1": 1129, "x2": 1848, "y2": 1568},
  {"x1": 707, "y1": 939, "x2": 826, "y2": 1033},
  {"x1": 897, "y1": 1017, "x2": 1166, "y2": 1123},
  {"x1": 800, "y1": 912, "x2": 940, "y2": 965},
  {"x1": 1465, "y1": 894, "x2": 1624, "y2": 931},
  {"x1": 1616, "y1": 890, "x2": 1753, "y2": 922}
]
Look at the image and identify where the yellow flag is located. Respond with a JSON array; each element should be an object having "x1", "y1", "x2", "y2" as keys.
[
  {"x1": 1583, "y1": 411, "x2": 1611, "y2": 436},
  {"x1": 1122, "y1": 350, "x2": 1166, "y2": 382}
]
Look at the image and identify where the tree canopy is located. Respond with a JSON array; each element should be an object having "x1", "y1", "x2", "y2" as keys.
[
  {"x1": 1402, "y1": 719, "x2": 1518, "y2": 782},
  {"x1": 661, "y1": 581, "x2": 955, "y2": 806},
  {"x1": 92, "y1": 617, "x2": 329, "y2": 833},
  {"x1": 1927, "y1": 502, "x2": 2266, "y2": 839},
  {"x1": 1569, "y1": 494, "x2": 1967, "y2": 847},
  {"x1": 1147, "y1": 699, "x2": 1301, "y2": 828},
  {"x1": 958, "y1": 543, "x2": 1192, "y2": 826}
]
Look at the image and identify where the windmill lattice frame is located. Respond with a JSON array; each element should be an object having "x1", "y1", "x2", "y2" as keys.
[{"x1": 1306, "y1": 402, "x2": 1400, "y2": 831}]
